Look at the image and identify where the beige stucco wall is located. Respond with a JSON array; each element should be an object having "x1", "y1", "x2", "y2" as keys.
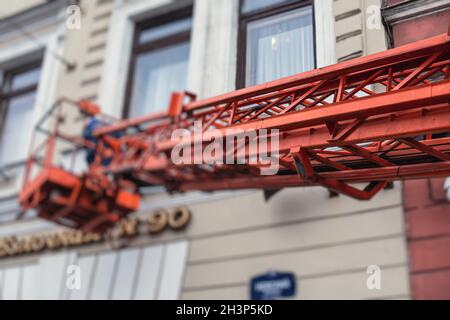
[
  {"x1": 334, "y1": 0, "x2": 388, "y2": 62},
  {"x1": 55, "y1": 0, "x2": 115, "y2": 102},
  {"x1": 178, "y1": 185, "x2": 409, "y2": 299}
]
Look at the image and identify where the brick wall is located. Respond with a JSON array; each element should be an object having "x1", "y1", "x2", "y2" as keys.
[
  {"x1": 383, "y1": 0, "x2": 450, "y2": 299},
  {"x1": 404, "y1": 179, "x2": 450, "y2": 299},
  {"x1": 391, "y1": 10, "x2": 450, "y2": 46}
]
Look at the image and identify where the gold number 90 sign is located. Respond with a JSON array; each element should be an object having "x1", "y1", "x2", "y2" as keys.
[{"x1": 147, "y1": 207, "x2": 191, "y2": 234}]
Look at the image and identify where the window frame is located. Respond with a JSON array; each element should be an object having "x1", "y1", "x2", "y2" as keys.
[
  {"x1": 236, "y1": 0, "x2": 317, "y2": 89},
  {"x1": 123, "y1": 6, "x2": 193, "y2": 119},
  {"x1": 0, "y1": 60, "x2": 41, "y2": 103},
  {"x1": 0, "y1": 60, "x2": 41, "y2": 153}
]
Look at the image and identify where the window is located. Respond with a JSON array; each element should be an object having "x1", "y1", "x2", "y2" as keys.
[
  {"x1": 0, "y1": 61, "x2": 41, "y2": 166},
  {"x1": 124, "y1": 9, "x2": 192, "y2": 118},
  {"x1": 238, "y1": 0, "x2": 315, "y2": 88}
]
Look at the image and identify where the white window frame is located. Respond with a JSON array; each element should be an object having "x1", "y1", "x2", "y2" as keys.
[
  {"x1": 0, "y1": 22, "x2": 65, "y2": 197},
  {"x1": 99, "y1": 0, "x2": 183, "y2": 118},
  {"x1": 313, "y1": 0, "x2": 336, "y2": 68}
]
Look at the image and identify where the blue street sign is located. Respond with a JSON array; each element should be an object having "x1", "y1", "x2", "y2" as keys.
[{"x1": 250, "y1": 271, "x2": 296, "y2": 300}]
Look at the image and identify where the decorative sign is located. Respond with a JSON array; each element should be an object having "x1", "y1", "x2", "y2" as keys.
[
  {"x1": 250, "y1": 271, "x2": 296, "y2": 300},
  {"x1": 0, "y1": 207, "x2": 191, "y2": 259}
]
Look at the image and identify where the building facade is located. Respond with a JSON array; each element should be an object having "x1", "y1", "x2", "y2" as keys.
[{"x1": 0, "y1": 0, "x2": 445, "y2": 300}]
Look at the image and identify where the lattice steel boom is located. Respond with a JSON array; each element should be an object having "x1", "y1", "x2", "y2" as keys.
[{"x1": 19, "y1": 31, "x2": 450, "y2": 233}]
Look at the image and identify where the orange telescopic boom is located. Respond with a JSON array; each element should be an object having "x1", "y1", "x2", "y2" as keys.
[{"x1": 19, "y1": 31, "x2": 450, "y2": 233}]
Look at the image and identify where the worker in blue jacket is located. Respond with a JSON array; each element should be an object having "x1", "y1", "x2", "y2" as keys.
[{"x1": 82, "y1": 117, "x2": 123, "y2": 166}]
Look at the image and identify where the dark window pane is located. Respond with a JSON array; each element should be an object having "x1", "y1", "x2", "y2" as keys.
[
  {"x1": 242, "y1": 0, "x2": 291, "y2": 14},
  {"x1": 129, "y1": 41, "x2": 190, "y2": 117},
  {"x1": 245, "y1": 6, "x2": 314, "y2": 86},
  {"x1": 11, "y1": 66, "x2": 41, "y2": 91},
  {"x1": 139, "y1": 17, "x2": 192, "y2": 44},
  {"x1": 0, "y1": 91, "x2": 36, "y2": 165}
]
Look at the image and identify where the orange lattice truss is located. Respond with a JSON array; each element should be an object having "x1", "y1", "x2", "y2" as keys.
[{"x1": 19, "y1": 31, "x2": 450, "y2": 233}]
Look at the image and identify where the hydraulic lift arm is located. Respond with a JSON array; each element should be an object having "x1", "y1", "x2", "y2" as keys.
[{"x1": 18, "y1": 32, "x2": 450, "y2": 233}]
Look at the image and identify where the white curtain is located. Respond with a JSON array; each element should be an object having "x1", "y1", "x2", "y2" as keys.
[
  {"x1": 246, "y1": 6, "x2": 314, "y2": 86},
  {"x1": 0, "y1": 92, "x2": 35, "y2": 166},
  {"x1": 129, "y1": 42, "x2": 190, "y2": 117}
]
